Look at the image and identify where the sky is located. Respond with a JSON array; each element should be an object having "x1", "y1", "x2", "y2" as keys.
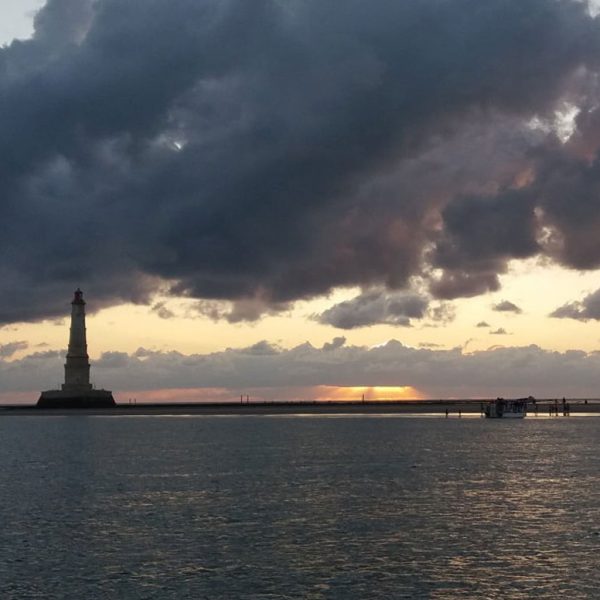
[{"x1": 4, "y1": 0, "x2": 600, "y2": 402}]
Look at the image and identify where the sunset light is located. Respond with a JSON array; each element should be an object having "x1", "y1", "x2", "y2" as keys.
[
  {"x1": 313, "y1": 386, "x2": 424, "y2": 402},
  {"x1": 2, "y1": 1, "x2": 600, "y2": 597}
]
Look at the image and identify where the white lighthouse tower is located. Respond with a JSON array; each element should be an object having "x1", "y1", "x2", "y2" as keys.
[{"x1": 38, "y1": 289, "x2": 115, "y2": 408}]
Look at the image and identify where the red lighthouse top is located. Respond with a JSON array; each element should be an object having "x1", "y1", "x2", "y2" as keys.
[{"x1": 72, "y1": 288, "x2": 85, "y2": 305}]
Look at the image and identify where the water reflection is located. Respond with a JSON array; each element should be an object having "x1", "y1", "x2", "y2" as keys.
[{"x1": 0, "y1": 417, "x2": 599, "y2": 598}]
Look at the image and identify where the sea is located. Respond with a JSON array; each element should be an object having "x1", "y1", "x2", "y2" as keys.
[{"x1": 1, "y1": 414, "x2": 600, "y2": 599}]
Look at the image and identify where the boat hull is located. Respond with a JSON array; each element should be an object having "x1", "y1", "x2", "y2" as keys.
[
  {"x1": 486, "y1": 411, "x2": 525, "y2": 419},
  {"x1": 485, "y1": 398, "x2": 527, "y2": 418}
]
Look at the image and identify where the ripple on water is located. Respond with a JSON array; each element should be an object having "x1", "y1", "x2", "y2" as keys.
[{"x1": 0, "y1": 416, "x2": 600, "y2": 599}]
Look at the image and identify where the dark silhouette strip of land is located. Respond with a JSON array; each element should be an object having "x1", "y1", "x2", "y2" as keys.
[{"x1": 0, "y1": 399, "x2": 599, "y2": 416}]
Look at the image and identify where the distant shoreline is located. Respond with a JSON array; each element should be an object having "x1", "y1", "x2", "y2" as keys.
[{"x1": 0, "y1": 398, "x2": 599, "y2": 416}]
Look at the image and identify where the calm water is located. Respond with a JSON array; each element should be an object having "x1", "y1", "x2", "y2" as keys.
[{"x1": 1, "y1": 415, "x2": 600, "y2": 599}]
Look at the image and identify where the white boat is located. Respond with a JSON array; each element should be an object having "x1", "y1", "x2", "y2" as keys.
[{"x1": 485, "y1": 397, "x2": 527, "y2": 418}]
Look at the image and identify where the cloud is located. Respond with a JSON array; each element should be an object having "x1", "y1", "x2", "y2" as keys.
[
  {"x1": 3, "y1": 339, "x2": 600, "y2": 399},
  {"x1": 532, "y1": 140, "x2": 600, "y2": 271},
  {"x1": 239, "y1": 341, "x2": 280, "y2": 356},
  {"x1": 0, "y1": 0, "x2": 599, "y2": 322},
  {"x1": 94, "y1": 351, "x2": 129, "y2": 369},
  {"x1": 430, "y1": 190, "x2": 540, "y2": 299},
  {"x1": 492, "y1": 300, "x2": 523, "y2": 314},
  {"x1": 194, "y1": 297, "x2": 291, "y2": 324},
  {"x1": 550, "y1": 287, "x2": 600, "y2": 320},
  {"x1": 33, "y1": 0, "x2": 94, "y2": 47},
  {"x1": 322, "y1": 337, "x2": 346, "y2": 351},
  {"x1": 0, "y1": 341, "x2": 28, "y2": 358},
  {"x1": 151, "y1": 301, "x2": 175, "y2": 320},
  {"x1": 315, "y1": 289, "x2": 453, "y2": 329},
  {"x1": 476, "y1": 321, "x2": 491, "y2": 328},
  {"x1": 490, "y1": 328, "x2": 509, "y2": 335}
]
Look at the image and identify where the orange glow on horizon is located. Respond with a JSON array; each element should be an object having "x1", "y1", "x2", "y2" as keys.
[
  {"x1": 313, "y1": 386, "x2": 424, "y2": 401},
  {"x1": 113, "y1": 385, "x2": 425, "y2": 404}
]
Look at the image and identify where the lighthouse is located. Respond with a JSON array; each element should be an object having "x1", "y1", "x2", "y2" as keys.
[
  {"x1": 38, "y1": 289, "x2": 115, "y2": 408},
  {"x1": 63, "y1": 288, "x2": 92, "y2": 391}
]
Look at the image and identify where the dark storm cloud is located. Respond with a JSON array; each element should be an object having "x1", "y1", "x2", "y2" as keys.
[
  {"x1": 550, "y1": 288, "x2": 600, "y2": 320},
  {"x1": 194, "y1": 297, "x2": 292, "y2": 323},
  {"x1": 530, "y1": 144, "x2": 600, "y2": 270},
  {"x1": 492, "y1": 300, "x2": 523, "y2": 314},
  {"x1": 33, "y1": 0, "x2": 94, "y2": 46},
  {"x1": 430, "y1": 191, "x2": 539, "y2": 299},
  {"x1": 2, "y1": 0, "x2": 600, "y2": 323}
]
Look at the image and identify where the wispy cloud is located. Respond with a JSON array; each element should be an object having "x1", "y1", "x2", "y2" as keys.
[{"x1": 0, "y1": 341, "x2": 28, "y2": 358}]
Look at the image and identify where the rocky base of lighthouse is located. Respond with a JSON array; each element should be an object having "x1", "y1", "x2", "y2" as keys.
[{"x1": 37, "y1": 389, "x2": 116, "y2": 409}]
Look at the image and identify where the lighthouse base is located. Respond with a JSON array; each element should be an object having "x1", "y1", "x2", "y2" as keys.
[{"x1": 37, "y1": 389, "x2": 116, "y2": 409}]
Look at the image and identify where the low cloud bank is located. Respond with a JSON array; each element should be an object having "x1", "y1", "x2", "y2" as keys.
[{"x1": 2, "y1": 340, "x2": 600, "y2": 400}]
